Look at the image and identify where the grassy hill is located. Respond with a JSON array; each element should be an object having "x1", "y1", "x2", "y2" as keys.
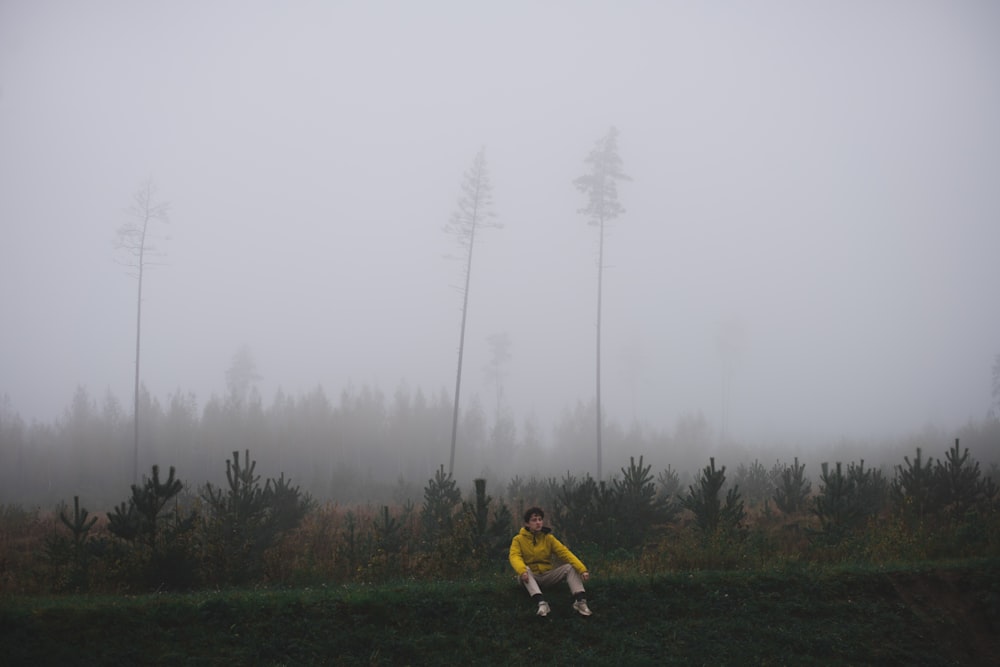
[{"x1": 3, "y1": 558, "x2": 998, "y2": 666}]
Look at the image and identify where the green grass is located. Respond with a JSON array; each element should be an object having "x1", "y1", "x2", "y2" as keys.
[{"x1": 3, "y1": 559, "x2": 999, "y2": 666}]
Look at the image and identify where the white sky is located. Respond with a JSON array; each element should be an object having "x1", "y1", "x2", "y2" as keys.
[{"x1": 1, "y1": 0, "x2": 998, "y2": 445}]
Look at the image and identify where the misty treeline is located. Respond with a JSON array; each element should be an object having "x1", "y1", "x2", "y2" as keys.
[
  {"x1": 9, "y1": 436, "x2": 1000, "y2": 595},
  {"x1": 2, "y1": 376, "x2": 1000, "y2": 512}
]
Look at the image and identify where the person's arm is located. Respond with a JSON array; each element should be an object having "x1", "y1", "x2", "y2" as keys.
[
  {"x1": 549, "y1": 534, "x2": 589, "y2": 578},
  {"x1": 509, "y1": 536, "x2": 528, "y2": 577}
]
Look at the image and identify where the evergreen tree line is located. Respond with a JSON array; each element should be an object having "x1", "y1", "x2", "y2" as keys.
[
  {"x1": 46, "y1": 450, "x2": 315, "y2": 592},
  {"x1": 0, "y1": 383, "x2": 723, "y2": 508},
  {"x1": 2, "y1": 382, "x2": 999, "y2": 511},
  {"x1": 38, "y1": 439, "x2": 999, "y2": 594}
]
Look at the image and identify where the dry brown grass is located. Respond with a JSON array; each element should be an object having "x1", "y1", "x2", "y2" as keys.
[{"x1": 4, "y1": 499, "x2": 999, "y2": 596}]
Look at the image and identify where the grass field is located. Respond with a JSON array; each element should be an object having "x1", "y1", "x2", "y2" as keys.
[{"x1": 3, "y1": 558, "x2": 998, "y2": 666}]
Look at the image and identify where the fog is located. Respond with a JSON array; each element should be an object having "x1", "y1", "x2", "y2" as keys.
[{"x1": 2, "y1": 1, "x2": 999, "y2": 462}]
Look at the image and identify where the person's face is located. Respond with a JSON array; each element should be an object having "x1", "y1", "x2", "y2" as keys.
[{"x1": 526, "y1": 514, "x2": 544, "y2": 533}]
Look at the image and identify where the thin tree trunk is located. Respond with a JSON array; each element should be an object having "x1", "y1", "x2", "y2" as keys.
[
  {"x1": 574, "y1": 127, "x2": 626, "y2": 482},
  {"x1": 117, "y1": 180, "x2": 167, "y2": 486},
  {"x1": 449, "y1": 212, "x2": 478, "y2": 476},
  {"x1": 131, "y1": 185, "x2": 151, "y2": 485},
  {"x1": 596, "y1": 217, "x2": 604, "y2": 482},
  {"x1": 133, "y1": 263, "x2": 142, "y2": 484},
  {"x1": 449, "y1": 269, "x2": 471, "y2": 476},
  {"x1": 446, "y1": 150, "x2": 494, "y2": 477}
]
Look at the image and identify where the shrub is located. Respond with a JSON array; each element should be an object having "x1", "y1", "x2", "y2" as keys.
[
  {"x1": 848, "y1": 460, "x2": 889, "y2": 518},
  {"x1": 551, "y1": 472, "x2": 612, "y2": 547},
  {"x1": 935, "y1": 438, "x2": 986, "y2": 518},
  {"x1": 106, "y1": 465, "x2": 198, "y2": 590},
  {"x1": 420, "y1": 464, "x2": 461, "y2": 543},
  {"x1": 463, "y1": 478, "x2": 513, "y2": 567},
  {"x1": 200, "y1": 450, "x2": 314, "y2": 585},
  {"x1": 611, "y1": 456, "x2": 679, "y2": 549},
  {"x1": 657, "y1": 465, "x2": 681, "y2": 500},
  {"x1": 681, "y1": 457, "x2": 746, "y2": 535},
  {"x1": 810, "y1": 461, "x2": 885, "y2": 546},
  {"x1": 734, "y1": 459, "x2": 772, "y2": 508},
  {"x1": 365, "y1": 503, "x2": 412, "y2": 581},
  {"x1": 505, "y1": 474, "x2": 559, "y2": 521},
  {"x1": 45, "y1": 496, "x2": 102, "y2": 592},
  {"x1": 335, "y1": 508, "x2": 376, "y2": 580},
  {"x1": 892, "y1": 447, "x2": 938, "y2": 524},
  {"x1": 772, "y1": 457, "x2": 811, "y2": 515}
]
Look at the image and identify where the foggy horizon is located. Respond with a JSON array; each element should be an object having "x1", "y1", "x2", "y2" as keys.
[{"x1": 2, "y1": 1, "x2": 999, "y2": 452}]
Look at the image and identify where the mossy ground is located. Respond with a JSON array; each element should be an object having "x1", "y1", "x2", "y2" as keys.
[{"x1": 3, "y1": 559, "x2": 998, "y2": 666}]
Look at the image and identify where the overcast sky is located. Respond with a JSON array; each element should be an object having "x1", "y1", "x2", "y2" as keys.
[{"x1": 2, "y1": 0, "x2": 998, "y2": 446}]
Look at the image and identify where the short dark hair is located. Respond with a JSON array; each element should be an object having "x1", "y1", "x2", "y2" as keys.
[{"x1": 523, "y1": 506, "x2": 544, "y2": 523}]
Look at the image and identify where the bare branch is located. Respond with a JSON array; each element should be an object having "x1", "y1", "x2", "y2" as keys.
[{"x1": 445, "y1": 147, "x2": 500, "y2": 476}]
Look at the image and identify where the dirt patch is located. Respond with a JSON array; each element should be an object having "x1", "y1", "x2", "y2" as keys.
[{"x1": 888, "y1": 569, "x2": 1000, "y2": 666}]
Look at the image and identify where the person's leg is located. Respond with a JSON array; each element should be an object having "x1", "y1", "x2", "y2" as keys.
[
  {"x1": 567, "y1": 567, "x2": 592, "y2": 614},
  {"x1": 564, "y1": 566, "x2": 586, "y2": 597},
  {"x1": 520, "y1": 570, "x2": 543, "y2": 598},
  {"x1": 533, "y1": 563, "x2": 571, "y2": 588},
  {"x1": 534, "y1": 564, "x2": 586, "y2": 595},
  {"x1": 538, "y1": 564, "x2": 591, "y2": 615},
  {"x1": 520, "y1": 570, "x2": 551, "y2": 616},
  {"x1": 566, "y1": 568, "x2": 592, "y2": 615}
]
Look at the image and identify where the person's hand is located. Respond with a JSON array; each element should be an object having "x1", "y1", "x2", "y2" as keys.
[
  {"x1": 520, "y1": 570, "x2": 530, "y2": 583},
  {"x1": 582, "y1": 571, "x2": 590, "y2": 582}
]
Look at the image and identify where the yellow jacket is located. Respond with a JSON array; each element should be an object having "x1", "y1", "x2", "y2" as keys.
[{"x1": 509, "y1": 526, "x2": 587, "y2": 576}]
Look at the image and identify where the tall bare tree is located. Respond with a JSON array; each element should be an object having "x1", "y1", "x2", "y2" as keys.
[
  {"x1": 574, "y1": 127, "x2": 629, "y2": 481},
  {"x1": 115, "y1": 180, "x2": 169, "y2": 483},
  {"x1": 483, "y1": 332, "x2": 511, "y2": 422},
  {"x1": 444, "y1": 148, "x2": 499, "y2": 475}
]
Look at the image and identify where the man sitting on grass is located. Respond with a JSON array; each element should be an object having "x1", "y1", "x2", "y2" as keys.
[{"x1": 508, "y1": 506, "x2": 592, "y2": 617}]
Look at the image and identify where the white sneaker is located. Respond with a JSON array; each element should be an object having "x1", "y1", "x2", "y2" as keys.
[
  {"x1": 536, "y1": 601, "x2": 551, "y2": 617},
  {"x1": 573, "y1": 599, "x2": 592, "y2": 616}
]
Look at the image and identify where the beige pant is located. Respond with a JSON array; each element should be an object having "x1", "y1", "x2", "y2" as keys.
[{"x1": 521, "y1": 563, "x2": 586, "y2": 598}]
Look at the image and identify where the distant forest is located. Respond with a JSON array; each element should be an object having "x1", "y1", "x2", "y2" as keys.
[{"x1": 1, "y1": 381, "x2": 998, "y2": 511}]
